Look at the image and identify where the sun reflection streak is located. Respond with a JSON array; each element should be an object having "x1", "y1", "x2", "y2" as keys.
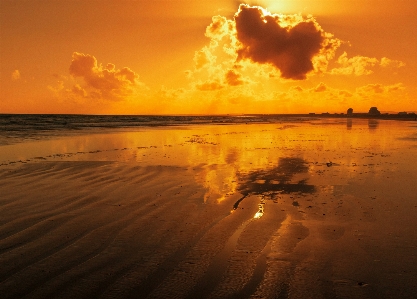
[{"x1": 254, "y1": 202, "x2": 265, "y2": 219}]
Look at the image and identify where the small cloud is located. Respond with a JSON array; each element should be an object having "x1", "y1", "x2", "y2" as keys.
[
  {"x1": 380, "y1": 57, "x2": 405, "y2": 68},
  {"x1": 225, "y1": 69, "x2": 244, "y2": 86},
  {"x1": 47, "y1": 80, "x2": 65, "y2": 95},
  {"x1": 361, "y1": 84, "x2": 384, "y2": 93},
  {"x1": 339, "y1": 90, "x2": 353, "y2": 97},
  {"x1": 330, "y1": 53, "x2": 405, "y2": 76},
  {"x1": 196, "y1": 80, "x2": 224, "y2": 91},
  {"x1": 356, "y1": 83, "x2": 405, "y2": 95},
  {"x1": 68, "y1": 52, "x2": 146, "y2": 101},
  {"x1": 386, "y1": 83, "x2": 405, "y2": 92},
  {"x1": 205, "y1": 15, "x2": 231, "y2": 41},
  {"x1": 290, "y1": 86, "x2": 303, "y2": 92},
  {"x1": 11, "y1": 70, "x2": 20, "y2": 80},
  {"x1": 330, "y1": 52, "x2": 378, "y2": 76},
  {"x1": 313, "y1": 82, "x2": 327, "y2": 92}
]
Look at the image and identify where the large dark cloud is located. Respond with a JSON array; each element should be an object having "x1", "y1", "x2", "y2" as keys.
[{"x1": 234, "y1": 4, "x2": 326, "y2": 80}]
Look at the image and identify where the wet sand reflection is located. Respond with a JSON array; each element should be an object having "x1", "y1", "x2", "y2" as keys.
[
  {"x1": 1, "y1": 120, "x2": 417, "y2": 298},
  {"x1": 368, "y1": 119, "x2": 379, "y2": 130},
  {"x1": 234, "y1": 157, "x2": 316, "y2": 210}
]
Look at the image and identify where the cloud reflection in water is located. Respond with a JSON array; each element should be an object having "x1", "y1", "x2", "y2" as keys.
[{"x1": 234, "y1": 157, "x2": 316, "y2": 210}]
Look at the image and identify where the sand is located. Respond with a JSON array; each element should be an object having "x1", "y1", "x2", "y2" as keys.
[{"x1": 1, "y1": 118, "x2": 417, "y2": 298}]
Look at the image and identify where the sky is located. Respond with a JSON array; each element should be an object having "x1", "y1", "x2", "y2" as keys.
[{"x1": 1, "y1": 0, "x2": 416, "y2": 115}]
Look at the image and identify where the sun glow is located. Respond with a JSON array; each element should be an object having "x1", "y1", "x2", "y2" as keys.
[
  {"x1": 246, "y1": 0, "x2": 297, "y2": 13},
  {"x1": 253, "y1": 202, "x2": 265, "y2": 219}
]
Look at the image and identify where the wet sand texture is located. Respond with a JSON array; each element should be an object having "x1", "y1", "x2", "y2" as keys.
[{"x1": 1, "y1": 119, "x2": 417, "y2": 298}]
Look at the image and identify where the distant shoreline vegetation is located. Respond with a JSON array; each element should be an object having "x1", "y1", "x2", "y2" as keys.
[{"x1": 305, "y1": 112, "x2": 417, "y2": 120}]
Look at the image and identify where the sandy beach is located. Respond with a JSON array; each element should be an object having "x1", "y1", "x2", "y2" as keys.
[{"x1": 1, "y1": 118, "x2": 417, "y2": 298}]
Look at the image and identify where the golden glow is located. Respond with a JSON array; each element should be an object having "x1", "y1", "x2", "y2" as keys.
[
  {"x1": 0, "y1": 0, "x2": 415, "y2": 114},
  {"x1": 2, "y1": 120, "x2": 414, "y2": 208},
  {"x1": 249, "y1": 0, "x2": 295, "y2": 13},
  {"x1": 254, "y1": 202, "x2": 265, "y2": 219}
]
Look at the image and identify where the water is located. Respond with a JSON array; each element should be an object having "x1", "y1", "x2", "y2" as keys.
[
  {"x1": 0, "y1": 114, "x2": 316, "y2": 146},
  {"x1": 1, "y1": 114, "x2": 416, "y2": 166}
]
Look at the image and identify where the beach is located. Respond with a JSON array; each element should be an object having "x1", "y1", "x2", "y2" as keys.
[{"x1": 1, "y1": 117, "x2": 417, "y2": 298}]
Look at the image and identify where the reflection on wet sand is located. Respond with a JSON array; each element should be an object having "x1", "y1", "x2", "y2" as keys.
[
  {"x1": 368, "y1": 119, "x2": 379, "y2": 130},
  {"x1": 1, "y1": 120, "x2": 417, "y2": 298},
  {"x1": 233, "y1": 157, "x2": 316, "y2": 210},
  {"x1": 238, "y1": 157, "x2": 315, "y2": 197},
  {"x1": 253, "y1": 202, "x2": 265, "y2": 219},
  {"x1": 346, "y1": 118, "x2": 352, "y2": 130}
]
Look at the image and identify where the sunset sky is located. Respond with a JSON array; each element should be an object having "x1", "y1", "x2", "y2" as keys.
[{"x1": 1, "y1": 0, "x2": 416, "y2": 115}]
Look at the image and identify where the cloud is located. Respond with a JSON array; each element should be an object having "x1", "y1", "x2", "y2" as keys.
[
  {"x1": 380, "y1": 57, "x2": 406, "y2": 68},
  {"x1": 330, "y1": 52, "x2": 378, "y2": 76},
  {"x1": 11, "y1": 70, "x2": 20, "y2": 80},
  {"x1": 188, "y1": 4, "x2": 341, "y2": 87},
  {"x1": 69, "y1": 52, "x2": 145, "y2": 100},
  {"x1": 196, "y1": 80, "x2": 224, "y2": 91},
  {"x1": 290, "y1": 86, "x2": 303, "y2": 92},
  {"x1": 47, "y1": 80, "x2": 65, "y2": 95},
  {"x1": 234, "y1": 4, "x2": 340, "y2": 80},
  {"x1": 71, "y1": 84, "x2": 88, "y2": 98},
  {"x1": 205, "y1": 15, "x2": 232, "y2": 41},
  {"x1": 338, "y1": 90, "x2": 353, "y2": 97},
  {"x1": 313, "y1": 82, "x2": 327, "y2": 92},
  {"x1": 225, "y1": 69, "x2": 244, "y2": 86},
  {"x1": 330, "y1": 53, "x2": 406, "y2": 76},
  {"x1": 194, "y1": 47, "x2": 216, "y2": 70},
  {"x1": 357, "y1": 83, "x2": 405, "y2": 95},
  {"x1": 180, "y1": 3, "x2": 409, "y2": 113}
]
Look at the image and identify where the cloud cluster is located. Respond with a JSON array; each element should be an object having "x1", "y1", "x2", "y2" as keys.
[
  {"x1": 69, "y1": 52, "x2": 145, "y2": 101},
  {"x1": 330, "y1": 52, "x2": 405, "y2": 76},
  {"x1": 234, "y1": 4, "x2": 337, "y2": 80},
  {"x1": 330, "y1": 52, "x2": 378, "y2": 76},
  {"x1": 189, "y1": 4, "x2": 342, "y2": 89},
  {"x1": 357, "y1": 83, "x2": 405, "y2": 95},
  {"x1": 379, "y1": 57, "x2": 406, "y2": 68},
  {"x1": 44, "y1": 4, "x2": 409, "y2": 114},
  {"x1": 189, "y1": 3, "x2": 408, "y2": 96}
]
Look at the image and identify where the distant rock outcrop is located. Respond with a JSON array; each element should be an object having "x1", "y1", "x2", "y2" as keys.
[
  {"x1": 368, "y1": 107, "x2": 381, "y2": 115},
  {"x1": 347, "y1": 108, "x2": 353, "y2": 116}
]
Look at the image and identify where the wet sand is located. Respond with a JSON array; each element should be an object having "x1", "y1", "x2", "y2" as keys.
[{"x1": 1, "y1": 118, "x2": 417, "y2": 298}]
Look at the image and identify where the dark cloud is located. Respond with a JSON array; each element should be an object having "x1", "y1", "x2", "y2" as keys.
[
  {"x1": 225, "y1": 69, "x2": 244, "y2": 86},
  {"x1": 234, "y1": 4, "x2": 330, "y2": 80},
  {"x1": 196, "y1": 80, "x2": 224, "y2": 91}
]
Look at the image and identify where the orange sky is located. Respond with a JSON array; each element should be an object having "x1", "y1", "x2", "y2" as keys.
[{"x1": 1, "y1": 0, "x2": 416, "y2": 114}]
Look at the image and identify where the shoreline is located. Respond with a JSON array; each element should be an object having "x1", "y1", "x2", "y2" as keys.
[{"x1": 1, "y1": 113, "x2": 415, "y2": 146}]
